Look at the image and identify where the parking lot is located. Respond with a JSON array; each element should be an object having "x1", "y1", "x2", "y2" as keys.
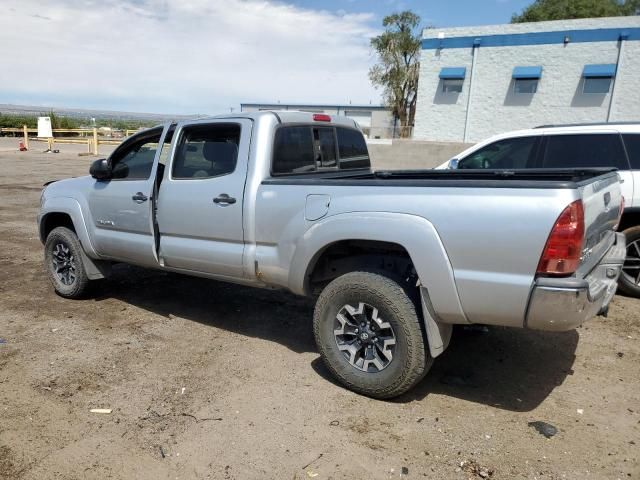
[{"x1": 0, "y1": 140, "x2": 638, "y2": 479}]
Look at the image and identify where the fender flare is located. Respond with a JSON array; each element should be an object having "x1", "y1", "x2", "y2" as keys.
[{"x1": 289, "y1": 211, "x2": 468, "y2": 325}]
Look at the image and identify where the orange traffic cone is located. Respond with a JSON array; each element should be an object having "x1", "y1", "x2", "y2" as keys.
[{"x1": 19, "y1": 141, "x2": 28, "y2": 151}]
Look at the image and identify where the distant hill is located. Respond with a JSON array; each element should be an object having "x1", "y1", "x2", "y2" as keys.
[{"x1": 0, "y1": 103, "x2": 204, "y2": 122}]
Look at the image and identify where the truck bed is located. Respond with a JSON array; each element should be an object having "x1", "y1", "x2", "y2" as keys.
[{"x1": 262, "y1": 167, "x2": 619, "y2": 189}]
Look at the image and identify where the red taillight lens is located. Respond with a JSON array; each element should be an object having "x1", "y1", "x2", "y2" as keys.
[
  {"x1": 536, "y1": 200, "x2": 585, "y2": 276},
  {"x1": 313, "y1": 113, "x2": 331, "y2": 122}
]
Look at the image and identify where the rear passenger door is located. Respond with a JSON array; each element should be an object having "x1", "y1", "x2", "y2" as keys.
[
  {"x1": 155, "y1": 119, "x2": 252, "y2": 278},
  {"x1": 539, "y1": 132, "x2": 633, "y2": 203}
]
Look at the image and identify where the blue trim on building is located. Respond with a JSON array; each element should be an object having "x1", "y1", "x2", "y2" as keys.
[
  {"x1": 582, "y1": 64, "x2": 617, "y2": 77},
  {"x1": 439, "y1": 67, "x2": 466, "y2": 79},
  {"x1": 422, "y1": 27, "x2": 640, "y2": 49},
  {"x1": 512, "y1": 66, "x2": 543, "y2": 79}
]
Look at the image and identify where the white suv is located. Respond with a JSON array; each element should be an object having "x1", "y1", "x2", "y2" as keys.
[{"x1": 438, "y1": 123, "x2": 640, "y2": 297}]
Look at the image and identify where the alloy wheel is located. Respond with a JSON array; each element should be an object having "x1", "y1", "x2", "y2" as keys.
[
  {"x1": 333, "y1": 302, "x2": 396, "y2": 373},
  {"x1": 51, "y1": 242, "x2": 77, "y2": 286}
]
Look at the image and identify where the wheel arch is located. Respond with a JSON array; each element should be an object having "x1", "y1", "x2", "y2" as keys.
[
  {"x1": 38, "y1": 196, "x2": 110, "y2": 283},
  {"x1": 289, "y1": 211, "x2": 468, "y2": 325},
  {"x1": 40, "y1": 212, "x2": 76, "y2": 243},
  {"x1": 619, "y1": 207, "x2": 640, "y2": 233},
  {"x1": 39, "y1": 198, "x2": 96, "y2": 254}
]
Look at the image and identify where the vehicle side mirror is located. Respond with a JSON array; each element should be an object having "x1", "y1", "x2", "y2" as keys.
[
  {"x1": 448, "y1": 158, "x2": 459, "y2": 169},
  {"x1": 90, "y1": 158, "x2": 112, "y2": 180}
]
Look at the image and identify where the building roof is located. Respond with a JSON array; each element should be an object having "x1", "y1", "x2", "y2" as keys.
[
  {"x1": 423, "y1": 15, "x2": 640, "y2": 39},
  {"x1": 241, "y1": 102, "x2": 389, "y2": 110}
]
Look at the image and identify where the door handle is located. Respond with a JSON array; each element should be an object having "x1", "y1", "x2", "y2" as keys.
[
  {"x1": 213, "y1": 194, "x2": 236, "y2": 205},
  {"x1": 132, "y1": 192, "x2": 148, "y2": 203}
]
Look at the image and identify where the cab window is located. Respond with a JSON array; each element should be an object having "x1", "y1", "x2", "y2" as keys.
[
  {"x1": 272, "y1": 125, "x2": 370, "y2": 175},
  {"x1": 272, "y1": 126, "x2": 316, "y2": 174},
  {"x1": 458, "y1": 136, "x2": 538, "y2": 169},
  {"x1": 314, "y1": 127, "x2": 337, "y2": 168},
  {"x1": 337, "y1": 127, "x2": 370, "y2": 169},
  {"x1": 109, "y1": 128, "x2": 162, "y2": 180},
  {"x1": 172, "y1": 124, "x2": 240, "y2": 179}
]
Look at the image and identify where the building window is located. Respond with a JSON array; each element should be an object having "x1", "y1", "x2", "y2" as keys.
[
  {"x1": 439, "y1": 67, "x2": 466, "y2": 94},
  {"x1": 583, "y1": 77, "x2": 612, "y2": 94},
  {"x1": 514, "y1": 78, "x2": 538, "y2": 94},
  {"x1": 582, "y1": 64, "x2": 615, "y2": 94},
  {"x1": 442, "y1": 79, "x2": 463, "y2": 93},
  {"x1": 512, "y1": 66, "x2": 541, "y2": 95}
]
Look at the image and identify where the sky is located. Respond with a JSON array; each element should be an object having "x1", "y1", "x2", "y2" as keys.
[{"x1": 0, "y1": 0, "x2": 532, "y2": 115}]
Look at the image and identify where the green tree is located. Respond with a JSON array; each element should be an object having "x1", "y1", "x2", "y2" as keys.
[
  {"x1": 512, "y1": 0, "x2": 639, "y2": 23},
  {"x1": 369, "y1": 11, "x2": 421, "y2": 137}
]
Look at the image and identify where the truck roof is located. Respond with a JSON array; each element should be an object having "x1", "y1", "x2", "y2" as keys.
[{"x1": 198, "y1": 110, "x2": 360, "y2": 128}]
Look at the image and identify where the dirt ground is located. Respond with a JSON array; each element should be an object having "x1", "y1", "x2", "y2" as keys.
[{"x1": 0, "y1": 138, "x2": 638, "y2": 480}]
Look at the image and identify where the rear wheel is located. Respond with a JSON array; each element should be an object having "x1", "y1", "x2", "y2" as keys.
[
  {"x1": 619, "y1": 226, "x2": 640, "y2": 298},
  {"x1": 44, "y1": 227, "x2": 90, "y2": 299},
  {"x1": 313, "y1": 271, "x2": 431, "y2": 399}
]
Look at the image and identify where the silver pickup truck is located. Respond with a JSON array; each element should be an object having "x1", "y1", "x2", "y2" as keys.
[{"x1": 39, "y1": 111, "x2": 626, "y2": 398}]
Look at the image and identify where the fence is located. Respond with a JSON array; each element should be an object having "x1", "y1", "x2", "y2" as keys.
[
  {"x1": 364, "y1": 126, "x2": 414, "y2": 140},
  {"x1": 0, "y1": 126, "x2": 139, "y2": 155}
]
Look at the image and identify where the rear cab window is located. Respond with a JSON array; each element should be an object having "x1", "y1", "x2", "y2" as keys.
[{"x1": 272, "y1": 125, "x2": 370, "y2": 175}]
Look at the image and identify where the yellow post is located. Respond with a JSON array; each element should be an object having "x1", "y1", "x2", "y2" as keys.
[
  {"x1": 23, "y1": 125, "x2": 29, "y2": 150},
  {"x1": 48, "y1": 138, "x2": 53, "y2": 151},
  {"x1": 93, "y1": 127, "x2": 98, "y2": 155},
  {"x1": 88, "y1": 138, "x2": 92, "y2": 154}
]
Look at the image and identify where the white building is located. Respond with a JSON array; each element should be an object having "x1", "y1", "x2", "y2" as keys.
[{"x1": 413, "y1": 17, "x2": 640, "y2": 143}]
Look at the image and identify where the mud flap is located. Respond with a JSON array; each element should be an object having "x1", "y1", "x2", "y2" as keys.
[
  {"x1": 419, "y1": 286, "x2": 452, "y2": 358},
  {"x1": 79, "y1": 247, "x2": 111, "y2": 280}
]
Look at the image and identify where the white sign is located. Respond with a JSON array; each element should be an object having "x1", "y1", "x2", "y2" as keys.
[{"x1": 37, "y1": 117, "x2": 53, "y2": 138}]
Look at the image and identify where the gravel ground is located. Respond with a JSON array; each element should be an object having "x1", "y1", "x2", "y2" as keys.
[{"x1": 0, "y1": 139, "x2": 638, "y2": 480}]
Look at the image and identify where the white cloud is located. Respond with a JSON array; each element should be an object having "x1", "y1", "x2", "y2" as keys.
[{"x1": 0, "y1": 0, "x2": 381, "y2": 114}]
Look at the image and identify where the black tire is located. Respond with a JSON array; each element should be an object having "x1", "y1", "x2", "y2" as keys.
[
  {"x1": 313, "y1": 271, "x2": 432, "y2": 399},
  {"x1": 618, "y1": 226, "x2": 640, "y2": 298},
  {"x1": 44, "y1": 226, "x2": 90, "y2": 299}
]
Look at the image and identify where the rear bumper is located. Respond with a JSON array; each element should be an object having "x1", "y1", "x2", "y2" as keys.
[{"x1": 526, "y1": 232, "x2": 626, "y2": 331}]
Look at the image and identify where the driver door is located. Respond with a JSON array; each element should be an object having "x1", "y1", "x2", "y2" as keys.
[{"x1": 87, "y1": 125, "x2": 171, "y2": 267}]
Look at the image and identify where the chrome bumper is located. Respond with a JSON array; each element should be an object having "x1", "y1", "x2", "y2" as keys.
[{"x1": 526, "y1": 232, "x2": 626, "y2": 331}]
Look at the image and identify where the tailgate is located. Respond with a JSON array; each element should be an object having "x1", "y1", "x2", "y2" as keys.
[{"x1": 579, "y1": 172, "x2": 623, "y2": 270}]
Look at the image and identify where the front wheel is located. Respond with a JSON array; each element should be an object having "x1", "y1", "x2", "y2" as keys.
[
  {"x1": 619, "y1": 226, "x2": 640, "y2": 298},
  {"x1": 44, "y1": 226, "x2": 90, "y2": 299},
  {"x1": 313, "y1": 271, "x2": 431, "y2": 399}
]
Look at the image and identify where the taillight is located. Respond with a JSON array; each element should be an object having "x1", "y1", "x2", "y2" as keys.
[
  {"x1": 313, "y1": 113, "x2": 331, "y2": 122},
  {"x1": 536, "y1": 200, "x2": 585, "y2": 277},
  {"x1": 614, "y1": 196, "x2": 624, "y2": 231}
]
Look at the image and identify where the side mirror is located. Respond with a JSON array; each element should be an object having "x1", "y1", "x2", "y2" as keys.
[
  {"x1": 448, "y1": 158, "x2": 459, "y2": 169},
  {"x1": 90, "y1": 158, "x2": 112, "y2": 180}
]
